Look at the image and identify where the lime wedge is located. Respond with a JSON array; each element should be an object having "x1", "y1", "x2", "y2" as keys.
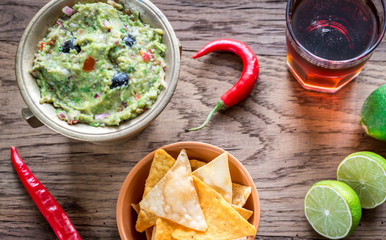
[
  {"x1": 337, "y1": 151, "x2": 386, "y2": 209},
  {"x1": 304, "y1": 180, "x2": 361, "y2": 239}
]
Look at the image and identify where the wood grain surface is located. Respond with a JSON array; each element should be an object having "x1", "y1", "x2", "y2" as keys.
[{"x1": 1, "y1": 0, "x2": 386, "y2": 239}]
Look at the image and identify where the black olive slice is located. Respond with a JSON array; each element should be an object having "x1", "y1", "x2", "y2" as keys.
[
  {"x1": 62, "y1": 39, "x2": 81, "y2": 53},
  {"x1": 123, "y1": 34, "x2": 136, "y2": 47},
  {"x1": 110, "y1": 72, "x2": 130, "y2": 89}
]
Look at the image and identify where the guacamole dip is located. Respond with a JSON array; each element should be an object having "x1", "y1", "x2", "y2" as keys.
[{"x1": 31, "y1": 1, "x2": 166, "y2": 126}]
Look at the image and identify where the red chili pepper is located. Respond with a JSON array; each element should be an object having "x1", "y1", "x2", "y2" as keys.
[
  {"x1": 11, "y1": 147, "x2": 82, "y2": 240},
  {"x1": 185, "y1": 39, "x2": 259, "y2": 132},
  {"x1": 82, "y1": 55, "x2": 95, "y2": 72}
]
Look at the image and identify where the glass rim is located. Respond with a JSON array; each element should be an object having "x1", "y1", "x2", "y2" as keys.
[{"x1": 286, "y1": 0, "x2": 386, "y2": 67}]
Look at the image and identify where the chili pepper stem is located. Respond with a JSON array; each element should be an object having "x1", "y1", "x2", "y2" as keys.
[{"x1": 185, "y1": 101, "x2": 228, "y2": 132}]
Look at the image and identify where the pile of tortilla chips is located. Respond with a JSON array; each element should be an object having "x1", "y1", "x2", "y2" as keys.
[{"x1": 131, "y1": 149, "x2": 256, "y2": 240}]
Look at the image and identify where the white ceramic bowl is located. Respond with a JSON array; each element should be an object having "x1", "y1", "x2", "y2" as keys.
[{"x1": 16, "y1": 0, "x2": 181, "y2": 144}]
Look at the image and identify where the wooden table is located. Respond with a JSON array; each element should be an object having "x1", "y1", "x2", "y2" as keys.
[{"x1": 1, "y1": 0, "x2": 385, "y2": 239}]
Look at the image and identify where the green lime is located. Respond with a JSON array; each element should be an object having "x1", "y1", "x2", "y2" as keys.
[
  {"x1": 360, "y1": 84, "x2": 386, "y2": 141},
  {"x1": 304, "y1": 180, "x2": 361, "y2": 239},
  {"x1": 337, "y1": 151, "x2": 386, "y2": 209}
]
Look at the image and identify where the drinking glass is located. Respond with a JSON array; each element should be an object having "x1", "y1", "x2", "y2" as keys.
[{"x1": 286, "y1": 0, "x2": 386, "y2": 93}]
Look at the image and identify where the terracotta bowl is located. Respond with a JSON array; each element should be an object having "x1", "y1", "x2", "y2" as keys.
[
  {"x1": 15, "y1": 0, "x2": 180, "y2": 144},
  {"x1": 116, "y1": 142, "x2": 260, "y2": 240}
]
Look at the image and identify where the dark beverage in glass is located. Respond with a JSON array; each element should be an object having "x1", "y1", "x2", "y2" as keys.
[{"x1": 286, "y1": 0, "x2": 386, "y2": 93}]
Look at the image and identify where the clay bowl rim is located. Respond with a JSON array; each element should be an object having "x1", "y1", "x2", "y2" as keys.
[
  {"x1": 15, "y1": 0, "x2": 180, "y2": 142},
  {"x1": 116, "y1": 141, "x2": 261, "y2": 240}
]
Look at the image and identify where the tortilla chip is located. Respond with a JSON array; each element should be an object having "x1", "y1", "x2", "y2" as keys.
[
  {"x1": 232, "y1": 183, "x2": 252, "y2": 207},
  {"x1": 144, "y1": 149, "x2": 177, "y2": 197},
  {"x1": 192, "y1": 152, "x2": 232, "y2": 203},
  {"x1": 151, "y1": 225, "x2": 156, "y2": 240},
  {"x1": 140, "y1": 149, "x2": 207, "y2": 231},
  {"x1": 136, "y1": 150, "x2": 177, "y2": 232},
  {"x1": 136, "y1": 209, "x2": 156, "y2": 232},
  {"x1": 231, "y1": 204, "x2": 253, "y2": 221},
  {"x1": 131, "y1": 203, "x2": 140, "y2": 213},
  {"x1": 152, "y1": 218, "x2": 178, "y2": 240},
  {"x1": 153, "y1": 218, "x2": 248, "y2": 240},
  {"x1": 190, "y1": 160, "x2": 206, "y2": 171},
  {"x1": 131, "y1": 204, "x2": 153, "y2": 239},
  {"x1": 172, "y1": 176, "x2": 256, "y2": 240},
  {"x1": 145, "y1": 227, "x2": 154, "y2": 240}
]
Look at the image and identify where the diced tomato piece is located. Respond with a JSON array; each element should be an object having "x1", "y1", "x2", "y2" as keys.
[
  {"x1": 83, "y1": 55, "x2": 96, "y2": 72},
  {"x1": 134, "y1": 92, "x2": 141, "y2": 101},
  {"x1": 140, "y1": 50, "x2": 150, "y2": 62},
  {"x1": 39, "y1": 42, "x2": 45, "y2": 51}
]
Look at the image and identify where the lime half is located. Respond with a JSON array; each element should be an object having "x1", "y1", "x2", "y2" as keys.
[
  {"x1": 304, "y1": 180, "x2": 361, "y2": 239},
  {"x1": 337, "y1": 151, "x2": 386, "y2": 209}
]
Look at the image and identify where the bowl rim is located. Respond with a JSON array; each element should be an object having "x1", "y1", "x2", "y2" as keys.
[
  {"x1": 116, "y1": 141, "x2": 261, "y2": 240},
  {"x1": 15, "y1": 0, "x2": 180, "y2": 142}
]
